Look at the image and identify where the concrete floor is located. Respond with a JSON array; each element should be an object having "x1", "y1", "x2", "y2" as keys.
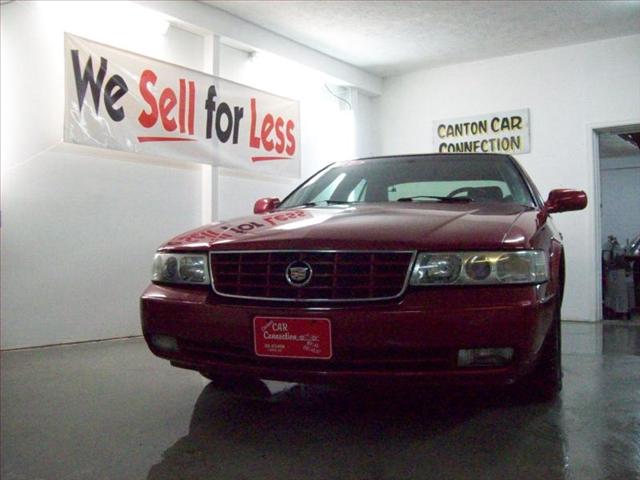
[{"x1": 2, "y1": 325, "x2": 639, "y2": 480}]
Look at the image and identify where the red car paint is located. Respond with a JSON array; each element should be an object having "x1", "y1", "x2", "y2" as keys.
[{"x1": 140, "y1": 154, "x2": 587, "y2": 387}]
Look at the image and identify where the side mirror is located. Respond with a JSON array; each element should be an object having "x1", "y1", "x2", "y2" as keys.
[
  {"x1": 545, "y1": 189, "x2": 588, "y2": 214},
  {"x1": 253, "y1": 197, "x2": 280, "y2": 214}
]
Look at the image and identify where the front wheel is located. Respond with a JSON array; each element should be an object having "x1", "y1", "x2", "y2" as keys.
[{"x1": 518, "y1": 307, "x2": 562, "y2": 401}]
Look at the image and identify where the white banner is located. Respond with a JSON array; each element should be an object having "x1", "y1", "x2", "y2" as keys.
[
  {"x1": 64, "y1": 34, "x2": 301, "y2": 177},
  {"x1": 433, "y1": 109, "x2": 530, "y2": 155}
]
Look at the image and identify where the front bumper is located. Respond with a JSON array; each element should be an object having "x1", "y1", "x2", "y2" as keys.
[{"x1": 140, "y1": 283, "x2": 555, "y2": 386}]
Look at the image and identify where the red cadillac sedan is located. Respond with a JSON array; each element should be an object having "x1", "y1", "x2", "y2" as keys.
[{"x1": 141, "y1": 153, "x2": 587, "y2": 399}]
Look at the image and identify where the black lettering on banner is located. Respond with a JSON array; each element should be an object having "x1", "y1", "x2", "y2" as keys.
[
  {"x1": 205, "y1": 85, "x2": 217, "y2": 140},
  {"x1": 204, "y1": 85, "x2": 244, "y2": 144},
  {"x1": 71, "y1": 50, "x2": 107, "y2": 113},
  {"x1": 215, "y1": 103, "x2": 233, "y2": 143},
  {"x1": 103, "y1": 74, "x2": 128, "y2": 121},
  {"x1": 232, "y1": 106, "x2": 244, "y2": 144}
]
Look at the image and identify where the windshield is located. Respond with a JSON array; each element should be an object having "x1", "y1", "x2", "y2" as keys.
[{"x1": 279, "y1": 154, "x2": 535, "y2": 209}]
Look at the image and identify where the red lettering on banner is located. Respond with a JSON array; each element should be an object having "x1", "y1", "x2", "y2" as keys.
[
  {"x1": 137, "y1": 70, "x2": 196, "y2": 142},
  {"x1": 261, "y1": 113, "x2": 274, "y2": 151},
  {"x1": 159, "y1": 88, "x2": 177, "y2": 131},
  {"x1": 275, "y1": 117, "x2": 285, "y2": 154},
  {"x1": 285, "y1": 120, "x2": 296, "y2": 156},
  {"x1": 188, "y1": 80, "x2": 195, "y2": 135},
  {"x1": 249, "y1": 98, "x2": 261, "y2": 149},
  {"x1": 249, "y1": 97, "x2": 297, "y2": 162},
  {"x1": 178, "y1": 79, "x2": 186, "y2": 133},
  {"x1": 138, "y1": 70, "x2": 158, "y2": 128}
]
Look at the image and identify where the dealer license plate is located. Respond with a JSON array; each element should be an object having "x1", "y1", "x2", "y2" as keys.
[{"x1": 253, "y1": 316, "x2": 332, "y2": 359}]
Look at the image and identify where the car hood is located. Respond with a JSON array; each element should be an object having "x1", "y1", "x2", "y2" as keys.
[{"x1": 161, "y1": 202, "x2": 540, "y2": 252}]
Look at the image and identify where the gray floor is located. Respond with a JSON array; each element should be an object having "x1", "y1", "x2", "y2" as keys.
[{"x1": 2, "y1": 324, "x2": 639, "y2": 480}]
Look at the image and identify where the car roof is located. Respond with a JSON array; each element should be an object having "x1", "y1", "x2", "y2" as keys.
[{"x1": 356, "y1": 153, "x2": 515, "y2": 162}]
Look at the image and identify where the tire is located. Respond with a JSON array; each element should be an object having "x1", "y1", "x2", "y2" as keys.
[{"x1": 518, "y1": 305, "x2": 562, "y2": 402}]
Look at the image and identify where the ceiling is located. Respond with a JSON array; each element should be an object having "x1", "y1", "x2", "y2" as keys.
[
  {"x1": 600, "y1": 132, "x2": 640, "y2": 159},
  {"x1": 203, "y1": 0, "x2": 640, "y2": 77}
]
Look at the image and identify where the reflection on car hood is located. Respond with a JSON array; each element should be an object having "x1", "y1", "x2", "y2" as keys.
[{"x1": 161, "y1": 202, "x2": 539, "y2": 252}]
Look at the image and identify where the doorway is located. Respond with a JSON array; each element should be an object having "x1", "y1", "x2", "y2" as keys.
[{"x1": 596, "y1": 126, "x2": 640, "y2": 323}]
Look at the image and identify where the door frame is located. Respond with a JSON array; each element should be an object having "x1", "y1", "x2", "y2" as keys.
[{"x1": 588, "y1": 119, "x2": 640, "y2": 321}]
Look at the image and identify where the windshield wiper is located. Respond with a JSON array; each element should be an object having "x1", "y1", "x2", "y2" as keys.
[
  {"x1": 396, "y1": 195, "x2": 473, "y2": 203},
  {"x1": 297, "y1": 200, "x2": 355, "y2": 208}
]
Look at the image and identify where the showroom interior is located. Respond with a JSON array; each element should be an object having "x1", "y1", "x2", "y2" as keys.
[{"x1": 1, "y1": 1, "x2": 639, "y2": 479}]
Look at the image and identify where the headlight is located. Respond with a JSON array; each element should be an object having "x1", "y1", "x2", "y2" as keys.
[
  {"x1": 410, "y1": 253, "x2": 462, "y2": 284},
  {"x1": 410, "y1": 251, "x2": 547, "y2": 285},
  {"x1": 152, "y1": 253, "x2": 210, "y2": 285}
]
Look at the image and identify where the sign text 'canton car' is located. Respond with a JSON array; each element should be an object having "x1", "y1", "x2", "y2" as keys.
[{"x1": 140, "y1": 154, "x2": 587, "y2": 400}]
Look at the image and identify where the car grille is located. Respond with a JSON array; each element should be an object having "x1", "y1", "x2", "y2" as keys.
[{"x1": 209, "y1": 250, "x2": 415, "y2": 301}]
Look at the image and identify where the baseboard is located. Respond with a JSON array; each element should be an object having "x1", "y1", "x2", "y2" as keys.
[{"x1": 0, "y1": 335, "x2": 144, "y2": 352}]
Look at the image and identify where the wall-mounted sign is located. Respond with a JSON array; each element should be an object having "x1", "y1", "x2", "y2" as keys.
[
  {"x1": 433, "y1": 109, "x2": 530, "y2": 155},
  {"x1": 64, "y1": 34, "x2": 301, "y2": 178}
]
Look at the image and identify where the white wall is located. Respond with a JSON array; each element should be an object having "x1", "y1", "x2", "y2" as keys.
[
  {"x1": 1, "y1": 145, "x2": 203, "y2": 348},
  {"x1": 374, "y1": 35, "x2": 640, "y2": 322},
  {"x1": 0, "y1": 2, "x2": 207, "y2": 349},
  {"x1": 600, "y1": 154, "x2": 640, "y2": 247},
  {"x1": 1, "y1": 1, "x2": 372, "y2": 348},
  {"x1": 214, "y1": 43, "x2": 363, "y2": 220},
  {"x1": 140, "y1": 0, "x2": 383, "y2": 95}
]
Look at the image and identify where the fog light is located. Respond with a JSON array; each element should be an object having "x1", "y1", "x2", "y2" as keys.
[
  {"x1": 457, "y1": 348, "x2": 513, "y2": 367},
  {"x1": 151, "y1": 335, "x2": 179, "y2": 352}
]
